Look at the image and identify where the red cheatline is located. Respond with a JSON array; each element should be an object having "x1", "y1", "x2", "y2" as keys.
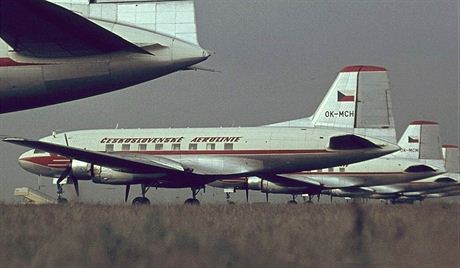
[
  {"x1": 0, "y1": 57, "x2": 39, "y2": 67},
  {"x1": 340, "y1": 65, "x2": 386, "y2": 72},
  {"x1": 410, "y1": 120, "x2": 438, "y2": 125}
]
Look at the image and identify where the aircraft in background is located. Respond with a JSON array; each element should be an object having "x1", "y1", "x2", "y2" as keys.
[
  {"x1": 380, "y1": 143, "x2": 459, "y2": 203},
  {"x1": 419, "y1": 144, "x2": 460, "y2": 198},
  {"x1": 328, "y1": 121, "x2": 459, "y2": 203},
  {"x1": 209, "y1": 66, "x2": 441, "y2": 203},
  {"x1": 0, "y1": 0, "x2": 210, "y2": 114},
  {"x1": 3, "y1": 118, "x2": 399, "y2": 204}
]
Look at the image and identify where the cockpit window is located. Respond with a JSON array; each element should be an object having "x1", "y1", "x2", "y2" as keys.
[{"x1": 33, "y1": 149, "x2": 45, "y2": 154}]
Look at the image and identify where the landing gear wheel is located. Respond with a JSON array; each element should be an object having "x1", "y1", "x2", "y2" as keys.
[
  {"x1": 184, "y1": 198, "x2": 200, "y2": 205},
  {"x1": 287, "y1": 200, "x2": 297, "y2": 204},
  {"x1": 57, "y1": 197, "x2": 68, "y2": 204},
  {"x1": 132, "y1": 197, "x2": 151, "y2": 205}
]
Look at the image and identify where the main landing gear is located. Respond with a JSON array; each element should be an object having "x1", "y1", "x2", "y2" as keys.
[
  {"x1": 55, "y1": 166, "x2": 74, "y2": 204},
  {"x1": 56, "y1": 187, "x2": 68, "y2": 204},
  {"x1": 184, "y1": 187, "x2": 202, "y2": 205},
  {"x1": 287, "y1": 195, "x2": 298, "y2": 204},
  {"x1": 129, "y1": 184, "x2": 151, "y2": 205}
]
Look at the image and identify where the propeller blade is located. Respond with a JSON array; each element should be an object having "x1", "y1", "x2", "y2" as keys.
[
  {"x1": 245, "y1": 188, "x2": 249, "y2": 203},
  {"x1": 72, "y1": 177, "x2": 80, "y2": 197},
  {"x1": 125, "y1": 185, "x2": 130, "y2": 203},
  {"x1": 265, "y1": 192, "x2": 269, "y2": 203},
  {"x1": 56, "y1": 166, "x2": 71, "y2": 185},
  {"x1": 64, "y1": 133, "x2": 69, "y2": 146}
]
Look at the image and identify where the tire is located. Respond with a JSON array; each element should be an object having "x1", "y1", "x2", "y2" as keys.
[
  {"x1": 287, "y1": 200, "x2": 297, "y2": 205},
  {"x1": 132, "y1": 197, "x2": 150, "y2": 205},
  {"x1": 56, "y1": 197, "x2": 68, "y2": 204},
  {"x1": 184, "y1": 198, "x2": 200, "y2": 205},
  {"x1": 141, "y1": 197, "x2": 151, "y2": 205}
]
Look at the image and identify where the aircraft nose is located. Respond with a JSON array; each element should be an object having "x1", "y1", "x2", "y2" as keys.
[{"x1": 18, "y1": 151, "x2": 36, "y2": 173}]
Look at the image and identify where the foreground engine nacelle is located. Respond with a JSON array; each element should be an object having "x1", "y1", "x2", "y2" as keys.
[
  {"x1": 70, "y1": 160, "x2": 139, "y2": 184},
  {"x1": 91, "y1": 165, "x2": 138, "y2": 185},
  {"x1": 247, "y1": 177, "x2": 320, "y2": 194},
  {"x1": 70, "y1": 160, "x2": 93, "y2": 180}
]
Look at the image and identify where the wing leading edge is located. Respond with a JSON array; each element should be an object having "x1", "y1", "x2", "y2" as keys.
[{"x1": 3, "y1": 137, "x2": 184, "y2": 174}]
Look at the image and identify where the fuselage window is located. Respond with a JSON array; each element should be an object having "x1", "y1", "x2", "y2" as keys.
[
  {"x1": 155, "y1": 144, "x2": 163, "y2": 151},
  {"x1": 33, "y1": 149, "x2": 45, "y2": 154},
  {"x1": 206, "y1": 143, "x2": 216, "y2": 150},
  {"x1": 105, "y1": 144, "x2": 114, "y2": 152},
  {"x1": 172, "y1": 144, "x2": 181, "y2": 151},
  {"x1": 339, "y1": 167, "x2": 346, "y2": 172},
  {"x1": 224, "y1": 143, "x2": 233, "y2": 150},
  {"x1": 328, "y1": 167, "x2": 334, "y2": 172},
  {"x1": 189, "y1": 143, "x2": 198, "y2": 150},
  {"x1": 122, "y1": 144, "x2": 130, "y2": 151},
  {"x1": 138, "y1": 144, "x2": 147, "y2": 151}
]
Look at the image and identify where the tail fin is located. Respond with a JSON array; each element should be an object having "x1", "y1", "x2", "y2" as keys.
[
  {"x1": 442, "y1": 145, "x2": 459, "y2": 173},
  {"x1": 52, "y1": 0, "x2": 201, "y2": 47},
  {"x1": 268, "y1": 65, "x2": 396, "y2": 142},
  {"x1": 312, "y1": 66, "x2": 394, "y2": 129},
  {"x1": 395, "y1": 121, "x2": 443, "y2": 160}
]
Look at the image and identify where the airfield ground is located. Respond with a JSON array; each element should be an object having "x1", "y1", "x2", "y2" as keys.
[{"x1": 0, "y1": 203, "x2": 458, "y2": 267}]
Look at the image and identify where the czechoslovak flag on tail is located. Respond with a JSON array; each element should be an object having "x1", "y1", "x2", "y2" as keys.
[
  {"x1": 408, "y1": 136, "x2": 419, "y2": 143},
  {"x1": 337, "y1": 90, "x2": 355, "y2": 102}
]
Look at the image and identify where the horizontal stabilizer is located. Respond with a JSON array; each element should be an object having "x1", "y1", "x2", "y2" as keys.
[
  {"x1": 53, "y1": 0, "x2": 201, "y2": 47},
  {"x1": 0, "y1": 0, "x2": 149, "y2": 58},
  {"x1": 329, "y1": 134, "x2": 381, "y2": 150}
]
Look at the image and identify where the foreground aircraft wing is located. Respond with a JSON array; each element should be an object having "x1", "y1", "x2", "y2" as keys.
[
  {"x1": 3, "y1": 137, "x2": 185, "y2": 174},
  {"x1": 0, "y1": 0, "x2": 149, "y2": 58}
]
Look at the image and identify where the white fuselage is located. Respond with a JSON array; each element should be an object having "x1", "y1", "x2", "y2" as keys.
[{"x1": 17, "y1": 127, "x2": 397, "y2": 188}]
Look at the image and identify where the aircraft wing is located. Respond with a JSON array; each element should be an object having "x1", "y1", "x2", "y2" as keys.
[
  {"x1": 3, "y1": 137, "x2": 185, "y2": 174},
  {"x1": 365, "y1": 184, "x2": 402, "y2": 194},
  {"x1": 274, "y1": 173, "x2": 361, "y2": 188},
  {"x1": 0, "y1": 0, "x2": 150, "y2": 58},
  {"x1": 261, "y1": 174, "x2": 322, "y2": 187}
]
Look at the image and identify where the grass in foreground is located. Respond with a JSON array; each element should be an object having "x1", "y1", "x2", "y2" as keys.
[{"x1": 0, "y1": 203, "x2": 458, "y2": 268}]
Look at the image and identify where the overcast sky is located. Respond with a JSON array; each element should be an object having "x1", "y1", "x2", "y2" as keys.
[{"x1": 0, "y1": 0, "x2": 458, "y2": 203}]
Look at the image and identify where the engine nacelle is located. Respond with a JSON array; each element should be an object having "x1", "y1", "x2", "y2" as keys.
[
  {"x1": 70, "y1": 160, "x2": 92, "y2": 180},
  {"x1": 91, "y1": 165, "x2": 138, "y2": 185},
  {"x1": 247, "y1": 176, "x2": 320, "y2": 194},
  {"x1": 70, "y1": 160, "x2": 137, "y2": 184}
]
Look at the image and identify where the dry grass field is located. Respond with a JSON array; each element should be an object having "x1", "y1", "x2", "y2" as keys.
[{"x1": 0, "y1": 203, "x2": 458, "y2": 268}]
